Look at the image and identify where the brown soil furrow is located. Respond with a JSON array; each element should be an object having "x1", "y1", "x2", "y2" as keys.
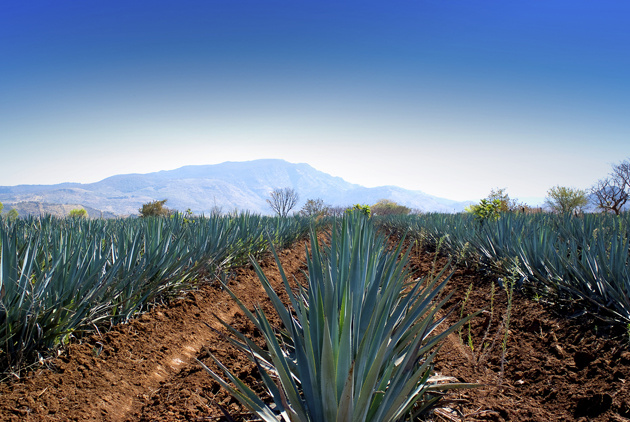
[
  {"x1": 425, "y1": 251, "x2": 630, "y2": 421},
  {"x1": 0, "y1": 244, "x2": 308, "y2": 422}
]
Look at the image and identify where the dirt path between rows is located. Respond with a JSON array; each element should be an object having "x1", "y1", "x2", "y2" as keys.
[
  {"x1": 1, "y1": 237, "x2": 629, "y2": 421},
  {"x1": 424, "y1": 251, "x2": 630, "y2": 421},
  {"x1": 0, "y1": 244, "x2": 307, "y2": 421}
]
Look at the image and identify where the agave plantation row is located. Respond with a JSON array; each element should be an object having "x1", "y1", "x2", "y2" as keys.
[
  {"x1": 0, "y1": 213, "x2": 312, "y2": 371},
  {"x1": 379, "y1": 212, "x2": 630, "y2": 327},
  {"x1": 202, "y1": 212, "x2": 470, "y2": 421}
]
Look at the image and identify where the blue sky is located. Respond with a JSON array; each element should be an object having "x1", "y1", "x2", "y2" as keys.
[{"x1": 1, "y1": 1, "x2": 628, "y2": 203}]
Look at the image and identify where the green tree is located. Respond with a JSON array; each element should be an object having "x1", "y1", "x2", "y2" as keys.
[
  {"x1": 0, "y1": 201, "x2": 3, "y2": 215},
  {"x1": 544, "y1": 186, "x2": 588, "y2": 214},
  {"x1": 139, "y1": 199, "x2": 171, "y2": 217},
  {"x1": 466, "y1": 188, "x2": 523, "y2": 221},
  {"x1": 486, "y1": 187, "x2": 522, "y2": 212},
  {"x1": 466, "y1": 198, "x2": 502, "y2": 222},
  {"x1": 69, "y1": 208, "x2": 88, "y2": 218},
  {"x1": 299, "y1": 198, "x2": 329, "y2": 217},
  {"x1": 7, "y1": 208, "x2": 18, "y2": 221},
  {"x1": 370, "y1": 199, "x2": 411, "y2": 216}
]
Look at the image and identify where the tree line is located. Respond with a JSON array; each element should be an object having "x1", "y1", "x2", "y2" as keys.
[
  {"x1": 266, "y1": 158, "x2": 630, "y2": 219},
  {"x1": 264, "y1": 187, "x2": 415, "y2": 218},
  {"x1": 465, "y1": 158, "x2": 630, "y2": 219}
]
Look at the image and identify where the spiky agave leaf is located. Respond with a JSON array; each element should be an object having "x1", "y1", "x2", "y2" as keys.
[{"x1": 204, "y1": 212, "x2": 472, "y2": 422}]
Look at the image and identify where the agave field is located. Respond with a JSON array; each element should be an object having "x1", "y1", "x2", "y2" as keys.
[
  {"x1": 0, "y1": 213, "x2": 312, "y2": 371},
  {"x1": 0, "y1": 211, "x2": 629, "y2": 421},
  {"x1": 379, "y1": 212, "x2": 630, "y2": 328}
]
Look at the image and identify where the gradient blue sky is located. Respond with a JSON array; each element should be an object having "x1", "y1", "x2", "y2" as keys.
[{"x1": 1, "y1": 1, "x2": 628, "y2": 203}]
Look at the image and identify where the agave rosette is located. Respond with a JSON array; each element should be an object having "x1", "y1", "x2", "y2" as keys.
[{"x1": 203, "y1": 212, "x2": 471, "y2": 421}]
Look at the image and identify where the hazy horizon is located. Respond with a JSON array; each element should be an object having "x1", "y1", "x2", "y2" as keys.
[
  {"x1": 2, "y1": 1, "x2": 628, "y2": 203},
  {"x1": 0, "y1": 158, "x2": 548, "y2": 206}
]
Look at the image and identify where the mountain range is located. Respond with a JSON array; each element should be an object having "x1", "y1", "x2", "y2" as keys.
[{"x1": 0, "y1": 159, "x2": 471, "y2": 217}]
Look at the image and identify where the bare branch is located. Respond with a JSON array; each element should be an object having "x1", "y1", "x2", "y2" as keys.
[
  {"x1": 299, "y1": 198, "x2": 329, "y2": 217},
  {"x1": 591, "y1": 176, "x2": 628, "y2": 215},
  {"x1": 266, "y1": 188, "x2": 299, "y2": 217},
  {"x1": 612, "y1": 159, "x2": 630, "y2": 190}
]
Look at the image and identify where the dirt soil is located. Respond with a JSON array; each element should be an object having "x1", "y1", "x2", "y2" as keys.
[{"x1": 1, "y1": 237, "x2": 629, "y2": 421}]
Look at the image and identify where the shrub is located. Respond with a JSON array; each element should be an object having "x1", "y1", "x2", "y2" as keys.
[
  {"x1": 69, "y1": 208, "x2": 88, "y2": 218},
  {"x1": 371, "y1": 199, "x2": 411, "y2": 216},
  {"x1": 466, "y1": 198, "x2": 502, "y2": 222},
  {"x1": 139, "y1": 199, "x2": 171, "y2": 217},
  {"x1": 348, "y1": 203, "x2": 371, "y2": 217},
  {"x1": 300, "y1": 198, "x2": 329, "y2": 217}
]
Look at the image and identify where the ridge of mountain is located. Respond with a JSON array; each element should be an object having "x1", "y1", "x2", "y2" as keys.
[{"x1": 0, "y1": 159, "x2": 471, "y2": 216}]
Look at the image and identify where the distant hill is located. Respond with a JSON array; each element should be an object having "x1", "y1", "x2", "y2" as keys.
[{"x1": 0, "y1": 159, "x2": 471, "y2": 216}]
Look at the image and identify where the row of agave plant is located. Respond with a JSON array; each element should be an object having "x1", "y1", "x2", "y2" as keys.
[
  {"x1": 202, "y1": 212, "x2": 472, "y2": 421},
  {"x1": 379, "y1": 212, "x2": 630, "y2": 327},
  {"x1": 0, "y1": 213, "x2": 313, "y2": 372}
]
